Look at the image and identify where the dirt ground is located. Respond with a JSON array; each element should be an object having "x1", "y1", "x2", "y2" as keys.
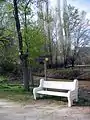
[
  {"x1": 79, "y1": 81, "x2": 90, "y2": 90},
  {"x1": 79, "y1": 81, "x2": 90, "y2": 102},
  {"x1": 0, "y1": 81, "x2": 90, "y2": 120},
  {"x1": 0, "y1": 99, "x2": 90, "y2": 120}
]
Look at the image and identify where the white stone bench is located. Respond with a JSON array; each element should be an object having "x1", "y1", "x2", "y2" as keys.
[{"x1": 33, "y1": 79, "x2": 78, "y2": 107}]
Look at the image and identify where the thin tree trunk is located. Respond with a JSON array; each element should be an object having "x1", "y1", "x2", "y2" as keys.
[
  {"x1": 22, "y1": 58, "x2": 29, "y2": 91},
  {"x1": 57, "y1": 0, "x2": 64, "y2": 64},
  {"x1": 46, "y1": 0, "x2": 52, "y2": 66},
  {"x1": 29, "y1": 65, "x2": 34, "y2": 87}
]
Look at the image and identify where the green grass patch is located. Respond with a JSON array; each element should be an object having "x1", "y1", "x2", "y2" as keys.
[
  {"x1": 0, "y1": 82, "x2": 33, "y2": 104},
  {"x1": 0, "y1": 90, "x2": 31, "y2": 101},
  {"x1": 0, "y1": 75, "x2": 8, "y2": 83},
  {"x1": 0, "y1": 75, "x2": 33, "y2": 104},
  {"x1": 0, "y1": 84, "x2": 24, "y2": 92}
]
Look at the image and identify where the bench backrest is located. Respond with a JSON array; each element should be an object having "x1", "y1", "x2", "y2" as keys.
[{"x1": 39, "y1": 79, "x2": 78, "y2": 91}]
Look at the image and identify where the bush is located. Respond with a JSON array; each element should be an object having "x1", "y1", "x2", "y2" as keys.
[
  {"x1": 0, "y1": 62, "x2": 23, "y2": 83},
  {"x1": 0, "y1": 62, "x2": 16, "y2": 73}
]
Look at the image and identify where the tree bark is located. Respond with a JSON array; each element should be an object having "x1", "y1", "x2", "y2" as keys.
[
  {"x1": 13, "y1": 0, "x2": 29, "y2": 91},
  {"x1": 22, "y1": 57, "x2": 29, "y2": 91},
  {"x1": 46, "y1": 0, "x2": 52, "y2": 66}
]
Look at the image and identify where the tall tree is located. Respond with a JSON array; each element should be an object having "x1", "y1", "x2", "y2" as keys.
[
  {"x1": 56, "y1": 0, "x2": 64, "y2": 65},
  {"x1": 55, "y1": 0, "x2": 90, "y2": 67},
  {"x1": 63, "y1": 0, "x2": 71, "y2": 67},
  {"x1": 68, "y1": 5, "x2": 90, "y2": 67},
  {"x1": 46, "y1": 0, "x2": 51, "y2": 56},
  {"x1": 37, "y1": 0, "x2": 53, "y2": 66},
  {"x1": 13, "y1": 0, "x2": 29, "y2": 91}
]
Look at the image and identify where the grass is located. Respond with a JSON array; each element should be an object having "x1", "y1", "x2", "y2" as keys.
[
  {"x1": 0, "y1": 75, "x2": 33, "y2": 104},
  {"x1": 77, "y1": 97, "x2": 90, "y2": 106},
  {"x1": 0, "y1": 84, "x2": 67, "y2": 106},
  {"x1": 0, "y1": 91, "x2": 32, "y2": 103},
  {"x1": 0, "y1": 84, "x2": 33, "y2": 104},
  {"x1": 0, "y1": 75, "x2": 8, "y2": 83}
]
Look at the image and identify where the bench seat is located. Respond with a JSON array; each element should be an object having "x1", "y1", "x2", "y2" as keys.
[
  {"x1": 33, "y1": 79, "x2": 78, "y2": 107},
  {"x1": 37, "y1": 90, "x2": 68, "y2": 97}
]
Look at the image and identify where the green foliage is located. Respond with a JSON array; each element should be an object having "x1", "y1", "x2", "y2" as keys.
[
  {"x1": 0, "y1": 1, "x2": 18, "y2": 72},
  {"x1": 6, "y1": 2, "x2": 13, "y2": 12},
  {"x1": 0, "y1": 40, "x2": 18, "y2": 72},
  {"x1": 0, "y1": 0, "x2": 5, "y2": 2},
  {"x1": 0, "y1": 75, "x2": 8, "y2": 83},
  {"x1": 22, "y1": 26, "x2": 46, "y2": 64}
]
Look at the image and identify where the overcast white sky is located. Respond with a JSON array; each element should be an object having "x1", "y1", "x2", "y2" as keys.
[{"x1": 50, "y1": 0, "x2": 90, "y2": 19}]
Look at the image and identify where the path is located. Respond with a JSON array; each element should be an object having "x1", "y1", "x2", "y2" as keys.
[{"x1": 0, "y1": 99, "x2": 90, "y2": 120}]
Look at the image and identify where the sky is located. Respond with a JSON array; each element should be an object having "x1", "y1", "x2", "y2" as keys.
[{"x1": 50, "y1": 0, "x2": 90, "y2": 19}]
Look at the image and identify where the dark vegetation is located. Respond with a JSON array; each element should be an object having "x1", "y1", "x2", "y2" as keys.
[
  {"x1": 0, "y1": 60, "x2": 90, "y2": 84},
  {"x1": 33, "y1": 68, "x2": 81, "y2": 79}
]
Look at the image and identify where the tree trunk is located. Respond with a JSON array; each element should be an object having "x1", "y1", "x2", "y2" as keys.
[
  {"x1": 71, "y1": 57, "x2": 75, "y2": 68},
  {"x1": 13, "y1": 0, "x2": 29, "y2": 91},
  {"x1": 22, "y1": 58, "x2": 29, "y2": 91},
  {"x1": 44, "y1": 60, "x2": 47, "y2": 81},
  {"x1": 46, "y1": 0, "x2": 52, "y2": 66},
  {"x1": 29, "y1": 65, "x2": 34, "y2": 87},
  {"x1": 55, "y1": 43, "x2": 58, "y2": 69}
]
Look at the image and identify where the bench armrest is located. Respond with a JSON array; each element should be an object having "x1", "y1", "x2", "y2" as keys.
[
  {"x1": 68, "y1": 89, "x2": 78, "y2": 107},
  {"x1": 68, "y1": 89, "x2": 78, "y2": 101},
  {"x1": 33, "y1": 79, "x2": 44, "y2": 100},
  {"x1": 33, "y1": 87, "x2": 43, "y2": 100},
  {"x1": 33, "y1": 87, "x2": 43, "y2": 94},
  {"x1": 33, "y1": 78, "x2": 44, "y2": 93}
]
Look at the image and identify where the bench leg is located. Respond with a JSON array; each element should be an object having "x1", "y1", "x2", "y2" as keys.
[
  {"x1": 33, "y1": 93, "x2": 40, "y2": 100},
  {"x1": 75, "y1": 95, "x2": 78, "y2": 102},
  {"x1": 33, "y1": 93, "x2": 37, "y2": 100},
  {"x1": 68, "y1": 97, "x2": 73, "y2": 107},
  {"x1": 40, "y1": 94, "x2": 44, "y2": 98}
]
